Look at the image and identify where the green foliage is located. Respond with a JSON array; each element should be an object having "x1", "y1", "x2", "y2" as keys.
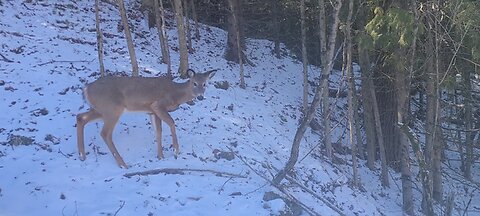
[
  {"x1": 357, "y1": 33, "x2": 374, "y2": 51},
  {"x1": 453, "y1": 1, "x2": 480, "y2": 60},
  {"x1": 365, "y1": 6, "x2": 415, "y2": 51}
]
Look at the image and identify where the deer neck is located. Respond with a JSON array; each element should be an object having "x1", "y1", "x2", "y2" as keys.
[{"x1": 172, "y1": 81, "x2": 194, "y2": 104}]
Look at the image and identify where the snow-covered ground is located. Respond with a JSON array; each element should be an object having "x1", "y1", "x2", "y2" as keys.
[{"x1": 0, "y1": 1, "x2": 477, "y2": 215}]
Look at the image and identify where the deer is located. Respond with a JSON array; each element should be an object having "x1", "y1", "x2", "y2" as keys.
[{"x1": 76, "y1": 69, "x2": 216, "y2": 168}]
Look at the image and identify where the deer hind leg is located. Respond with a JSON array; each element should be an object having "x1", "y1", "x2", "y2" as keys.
[
  {"x1": 100, "y1": 111, "x2": 128, "y2": 168},
  {"x1": 76, "y1": 109, "x2": 102, "y2": 161},
  {"x1": 151, "y1": 114, "x2": 164, "y2": 159}
]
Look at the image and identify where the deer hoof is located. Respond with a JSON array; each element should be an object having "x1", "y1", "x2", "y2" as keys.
[{"x1": 119, "y1": 163, "x2": 129, "y2": 169}]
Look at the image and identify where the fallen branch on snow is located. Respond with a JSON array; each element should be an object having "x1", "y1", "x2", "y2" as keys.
[
  {"x1": 228, "y1": 146, "x2": 346, "y2": 216},
  {"x1": 124, "y1": 168, "x2": 247, "y2": 179},
  {"x1": 228, "y1": 146, "x2": 321, "y2": 216},
  {"x1": 270, "y1": 165, "x2": 346, "y2": 216},
  {"x1": 36, "y1": 58, "x2": 94, "y2": 67}
]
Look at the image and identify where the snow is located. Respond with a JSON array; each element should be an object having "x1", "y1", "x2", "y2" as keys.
[{"x1": 1, "y1": 1, "x2": 477, "y2": 216}]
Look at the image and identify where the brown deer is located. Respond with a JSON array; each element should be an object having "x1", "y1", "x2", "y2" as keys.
[{"x1": 76, "y1": 69, "x2": 216, "y2": 168}]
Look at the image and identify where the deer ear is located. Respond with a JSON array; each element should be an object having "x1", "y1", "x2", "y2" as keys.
[
  {"x1": 187, "y1": 69, "x2": 195, "y2": 78},
  {"x1": 208, "y1": 71, "x2": 216, "y2": 79},
  {"x1": 207, "y1": 69, "x2": 217, "y2": 79}
]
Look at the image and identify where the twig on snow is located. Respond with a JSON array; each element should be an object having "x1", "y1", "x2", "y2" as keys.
[
  {"x1": 113, "y1": 200, "x2": 125, "y2": 216},
  {"x1": 245, "y1": 182, "x2": 269, "y2": 196},
  {"x1": 218, "y1": 176, "x2": 234, "y2": 194},
  {"x1": 58, "y1": 149, "x2": 70, "y2": 158},
  {"x1": 124, "y1": 168, "x2": 247, "y2": 179},
  {"x1": 0, "y1": 53, "x2": 14, "y2": 63}
]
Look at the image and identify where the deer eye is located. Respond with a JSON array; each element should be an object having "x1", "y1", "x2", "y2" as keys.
[
  {"x1": 193, "y1": 82, "x2": 198, "y2": 87},
  {"x1": 203, "y1": 83, "x2": 206, "y2": 87}
]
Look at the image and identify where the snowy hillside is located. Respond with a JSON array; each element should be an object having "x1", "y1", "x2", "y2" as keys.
[{"x1": 0, "y1": 1, "x2": 448, "y2": 215}]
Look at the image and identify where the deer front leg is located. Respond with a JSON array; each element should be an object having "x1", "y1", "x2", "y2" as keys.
[
  {"x1": 151, "y1": 102, "x2": 180, "y2": 158},
  {"x1": 76, "y1": 109, "x2": 102, "y2": 161},
  {"x1": 151, "y1": 114, "x2": 164, "y2": 159}
]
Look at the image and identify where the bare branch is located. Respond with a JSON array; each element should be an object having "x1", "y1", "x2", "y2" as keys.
[{"x1": 124, "y1": 168, "x2": 247, "y2": 178}]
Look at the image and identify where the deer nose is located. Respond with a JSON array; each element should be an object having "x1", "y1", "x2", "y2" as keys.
[{"x1": 197, "y1": 95, "x2": 205, "y2": 101}]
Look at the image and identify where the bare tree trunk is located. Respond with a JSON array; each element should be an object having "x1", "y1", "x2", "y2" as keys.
[
  {"x1": 463, "y1": 64, "x2": 473, "y2": 180},
  {"x1": 426, "y1": 8, "x2": 438, "y2": 213},
  {"x1": 345, "y1": 0, "x2": 359, "y2": 187},
  {"x1": 372, "y1": 84, "x2": 389, "y2": 187},
  {"x1": 189, "y1": 0, "x2": 200, "y2": 39},
  {"x1": 432, "y1": 126, "x2": 444, "y2": 200},
  {"x1": 117, "y1": 0, "x2": 139, "y2": 76},
  {"x1": 445, "y1": 192, "x2": 455, "y2": 216},
  {"x1": 399, "y1": 124, "x2": 433, "y2": 216},
  {"x1": 424, "y1": 2, "x2": 437, "y2": 211},
  {"x1": 300, "y1": 0, "x2": 308, "y2": 113},
  {"x1": 154, "y1": 0, "x2": 171, "y2": 76},
  {"x1": 318, "y1": 0, "x2": 332, "y2": 160},
  {"x1": 227, "y1": 0, "x2": 245, "y2": 89},
  {"x1": 225, "y1": 0, "x2": 246, "y2": 64},
  {"x1": 173, "y1": 0, "x2": 188, "y2": 77},
  {"x1": 272, "y1": 0, "x2": 281, "y2": 58},
  {"x1": 183, "y1": 0, "x2": 192, "y2": 52},
  {"x1": 273, "y1": 0, "x2": 342, "y2": 185},
  {"x1": 354, "y1": 104, "x2": 364, "y2": 160},
  {"x1": 398, "y1": 109, "x2": 414, "y2": 216},
  {"x1": 356, "y1": 0, "x2": 376, "y2": 169},
  {"x1": 95, "y1": 0, "x2": 105, "y2": 77},
  {"x1": 358, "y1": 59, "x2": 376, "y2": 167},
  {"x1": 396, "y1": 1, "x2": 419, "y2": 213},
  {"x1": 432, "y1": 0, "x2": 443, "y2": 199}
]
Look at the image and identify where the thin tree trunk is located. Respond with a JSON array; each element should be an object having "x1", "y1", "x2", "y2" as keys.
[
  {"x1": 445, "y1": 192, "x2": 455, "y2": 216},
  {"x1": 227, "y1": 0, "x2": 245, "y2": 89},
  {"x1": 225, "y1": 0, "x2": 246, "y2": 65},
  {"x1": 273, "y1": 0, "x2": 342, "y2": 185},
  {"x1": 154, "y1": 0, "x2": 171, "y2": 76},
  {"x1": 396, "y1": 0, "x2": 419, "y2": 212},
  {"x1": 423, "y1": 1, "x2": 436, "y2": 213},
  {"x1": 356, "y1": 0, "x2": 376, "y2": 169},
  {"x1": 189, "y1": 0, "x2": 200, "y2": 39},
  {"x1": 456, "y1": 88, "x2": 465, "y2": 172},
  {"x1": 358, "y1": 57, "x2": 376, "y2": 167},
  {"x1": 117, "y1": 0, "x2": 139, "y2": 76},
  {"x1": 300, "y1": 0, "x2": 308, "y2": 113},
  {"x1": 399, "y1": 124, "x2": 433, "y2": 216},
  {"x1": 432, "y1": 0, "x2": 443, "y2": 199},
  {"x1": 371, "y1": 83, "x2": 389, "y2": 187},
  {"x1": 344, "y1": 0, "x2": 359, "y2": 187},
  {"x1": 318, "y1": 0, "x2": 332, "y2": 160},
  {"x1": 463, "y1": 64, "x2": 473, "y2": 180},
  {"x1": 272, "y1": 0, "x2": 281, "y2": 58},
  {"x1": 348, "y1": 5, "x2": 364, "y2": 161},
  {"x1": 354, "y1": 104, "x2": 364, "y2": 160},
  {"x1": 95, "y1": 0, "x2": 105, "y2": 77},
  {"x1": 173, "y1": 0, "x2": 188, "y2": 77},
  {"x1": 183, "y1": 0, "x2": 192, "y2": 52},
  {"x1": 398, "y1": 116, "x2": 414, "y2": 216}
]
